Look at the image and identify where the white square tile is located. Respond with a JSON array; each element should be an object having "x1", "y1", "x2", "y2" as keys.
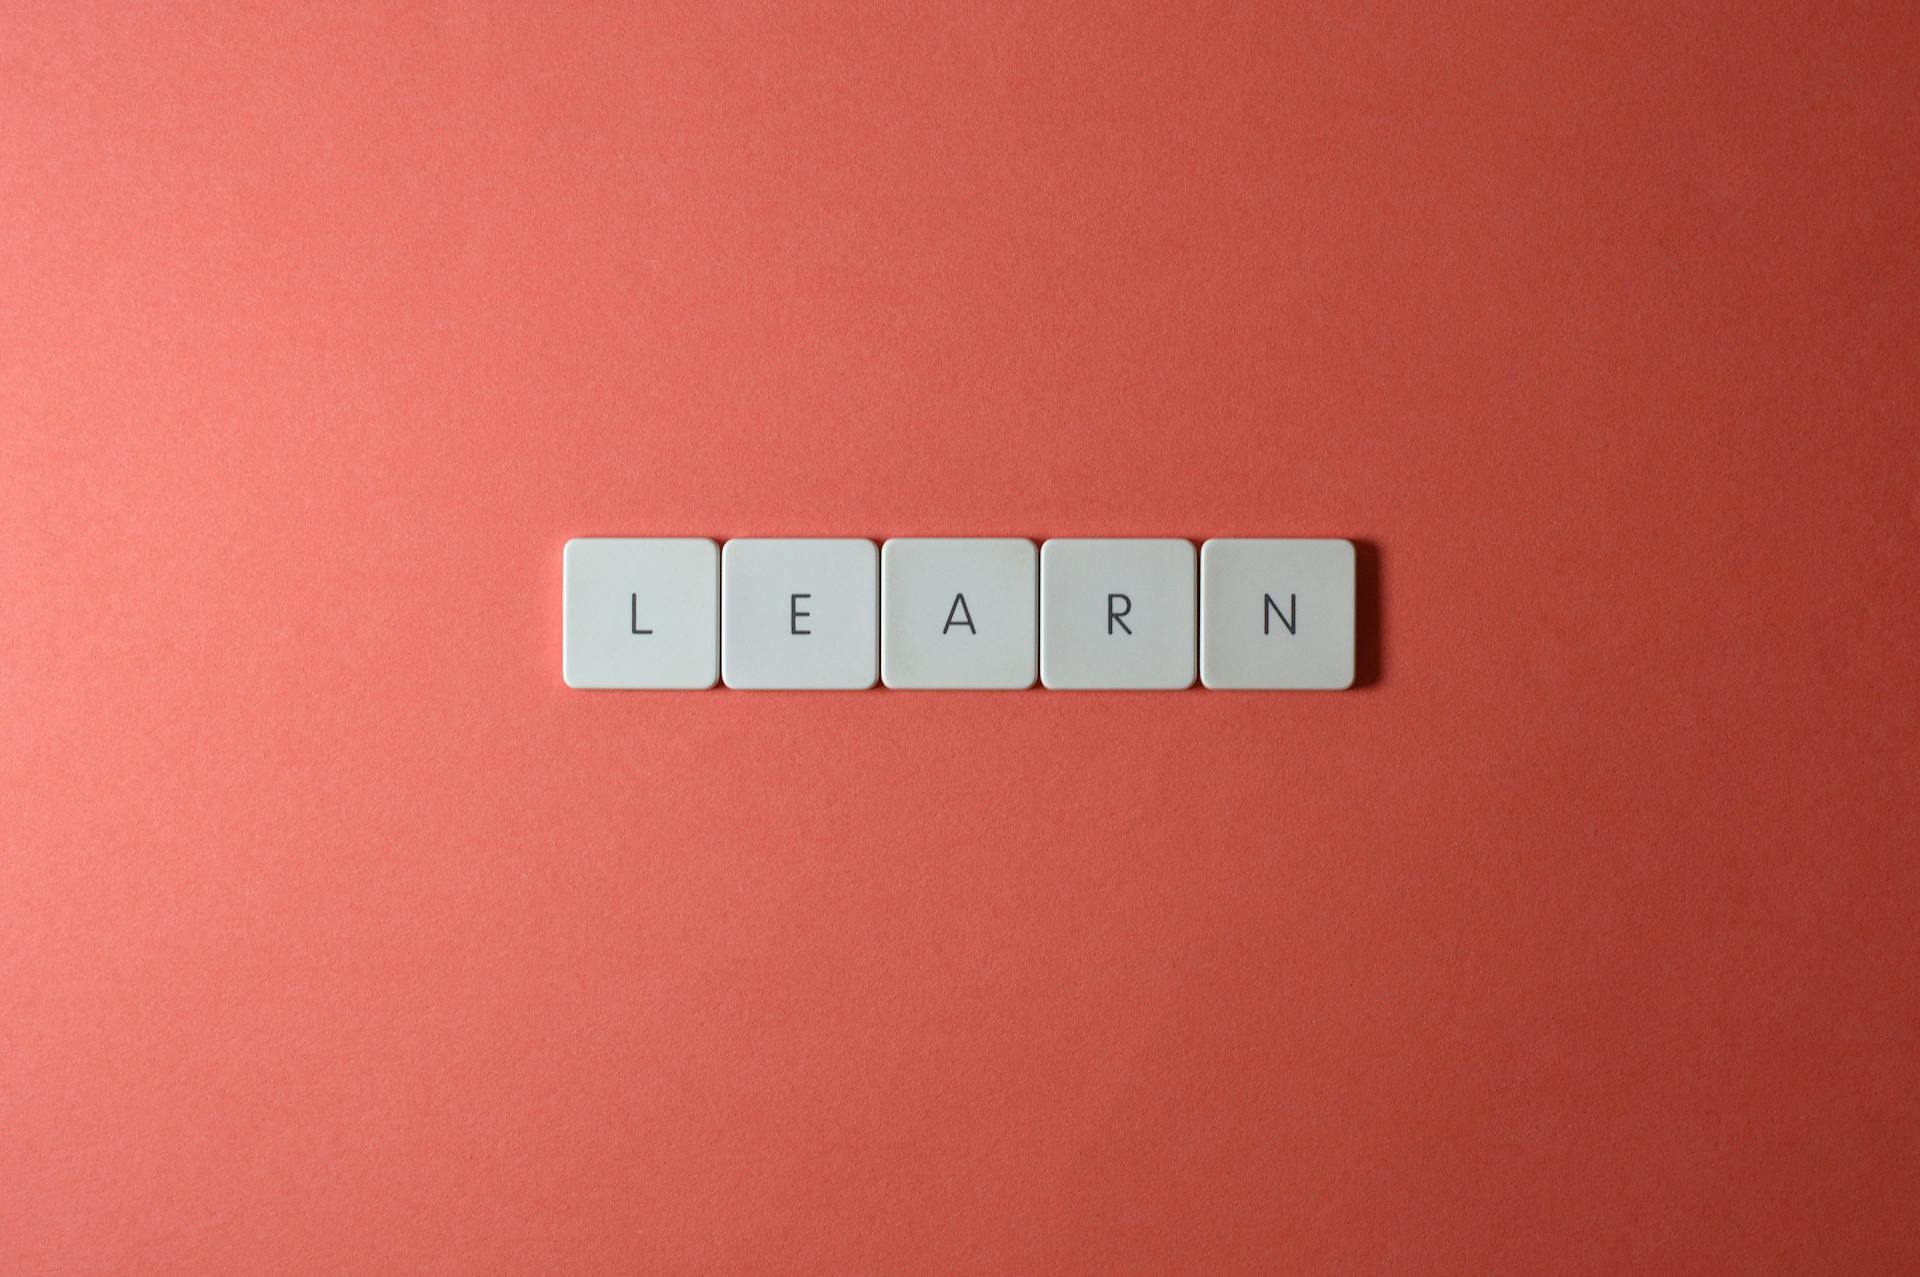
[
  {"x1": 722, "y1": 538, "x2": 878, "y2": 689},
  {"x1": 563, "y1": 538, "x2": 719, "y2": 689},
  {"x1": 1039, "y1": 538, "x2": 1196, "y2": 690},
  {"x1": 881, "y1": 538, "x2": 1037, "y2": 689},
  {"x1": 1199, "y1": 538, "x2": 1355, "y2": 690}
]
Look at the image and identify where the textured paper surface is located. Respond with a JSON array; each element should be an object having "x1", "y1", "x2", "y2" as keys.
[{"x1": 3, "y1": 3, "x2": 1916, "y2": 1272}]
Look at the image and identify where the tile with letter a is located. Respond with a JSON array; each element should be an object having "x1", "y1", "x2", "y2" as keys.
[
  {"x1": 1199, "y1": 538, "x2": 1356, "y2": 689},
  {"x1": 881, "y1": 538, "x2": 1037, "y2": 689},
  {"x1": 722, "y1": 538, "x2": 878, "y2": 690},
  {"x1": 562, "y1": 537, "x2": 719, "y2": 689},
  {"x1": 1039, "y1": 538, "x2": 1197, "y2": 690}
]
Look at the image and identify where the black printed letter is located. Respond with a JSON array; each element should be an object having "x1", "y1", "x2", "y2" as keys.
[
  {"x1": 943, "y1": 593, "x2": 976, "y2": 635},
  {"x1": 1263, "y1": 592, "x2": 1297, "y2": 636},
  {"x1": 1107, "y1": 593, "x2": 1133, "y2": 635},
  {"x1": 630, "y1": 593, "x2": 653, "y2": 635},
  {"x1": 790, "y1": 593, "x2": 812, "y2": 635}
]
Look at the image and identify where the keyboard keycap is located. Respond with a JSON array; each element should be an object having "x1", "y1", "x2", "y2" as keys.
[
  {"x1": 562, "y1": 537, "x2": 719, "y2": 689},
  {"x1": 1199, "y1": 538, "x2": 1355, "y2": 689},
  {"x1": 881, "y1": 538, "x2": 1037, "y2": 689},
  {"x1": 722, "y1": 538, "x2": 878, "y2": 689},
  {"x1": 1039, "y1": 538, "x2": 1197, "y2": 690}
]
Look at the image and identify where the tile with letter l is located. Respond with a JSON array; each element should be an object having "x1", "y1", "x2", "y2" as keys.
[
  {"x1": 722, "y1": 538, "x2": 878, "y2": 690},
  {"x1": 881, "y1": 538, "x2": 1037, "y2": 689},
  {"x1": 1039, "y1": 538, "x2": 1196, "y2": 690},
  {"x1": 562, "y1": 537, "x2": 719, "y2": 689},
  {"x1": 1199, "y1": 537, "x2": 1356, "y2": 689}
]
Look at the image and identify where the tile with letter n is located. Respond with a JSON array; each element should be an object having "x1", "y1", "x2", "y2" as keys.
[{"x1": 1199, "y1": 538, "x2": 1355, "y2": 690}]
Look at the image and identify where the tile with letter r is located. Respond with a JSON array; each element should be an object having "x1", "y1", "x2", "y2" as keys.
[{"x1": 1039, "y1": 538, "x2": 1196, "y2": 690}]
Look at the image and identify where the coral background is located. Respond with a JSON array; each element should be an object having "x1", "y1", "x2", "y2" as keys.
[{"x1": 4, "y1": 2, "x2": 1915, "y2": 1271}]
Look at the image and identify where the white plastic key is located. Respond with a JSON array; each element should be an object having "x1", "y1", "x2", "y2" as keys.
[
  {"x1": 722, "y1": 538, "x2": 878, "y2": 690},
  {"x1": 881, "y1": 538, "x2": 1037, "y2": 689},
  {"x1": 562, "y1": 537, "x2": 719, "y2": 689},
  {"x1": 1199, "y1": 538, "x2": 1355, "y2": 689},
  {"x1": 1039, "y1": 538, "x2": 1196, "y2": 690}
]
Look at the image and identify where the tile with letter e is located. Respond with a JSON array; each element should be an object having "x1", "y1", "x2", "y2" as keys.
[
  {"x1": 722, "y1": 538, "x2": 878, "y2": 690},
  {"x1": 1039, "y1": 538, "x2": 1196, "y2": 690},
  {"x1": 881, "y1": 538, "x2": 1037, "y2": 689},
  {"x1": 563, "y1": 537, "x2": 719, "y2": 689},
  {"x1": 1199, "y1": 538, "x2": 1356, "y2": 689}
]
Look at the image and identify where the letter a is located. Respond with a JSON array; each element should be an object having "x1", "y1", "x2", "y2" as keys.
[{"x1": 943, "y1": 593, "x2": 976, "y2": 635}]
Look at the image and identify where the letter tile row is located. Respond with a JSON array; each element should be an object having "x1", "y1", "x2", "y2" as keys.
[{"x1": 562, "y1": 537, "x2": 1355, "y2": 691}]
